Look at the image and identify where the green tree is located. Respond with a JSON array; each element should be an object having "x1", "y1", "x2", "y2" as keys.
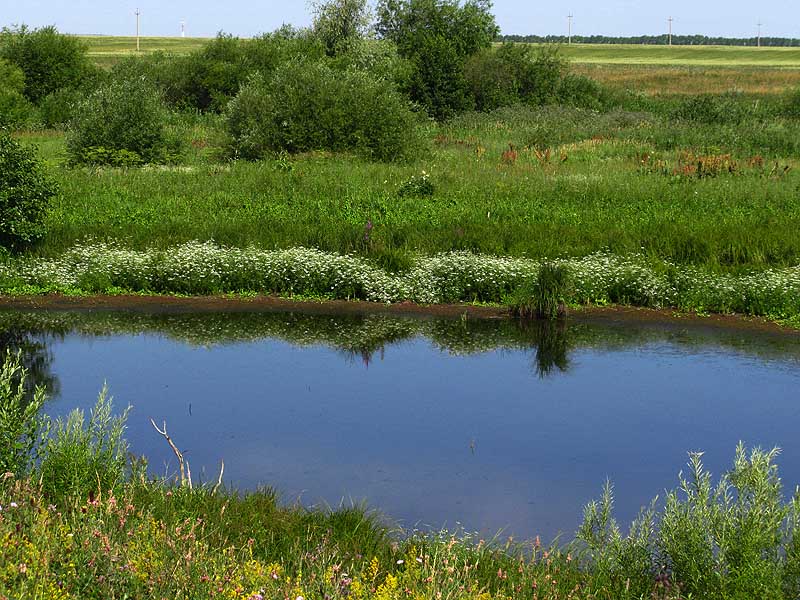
[
  {"x1": 0, "y1": 58, "x2": 35, "y2": 127},
  {"x1": 311, "y1": 0, "x2": 372, "y2": 56},
  {"x1": 0, "y1": 25, "x2": 92, "y2": 103},
  {"x1": 376, "y1": 0, "x2": 498, "y2": 120},
  {"x1": 0, "y1": 133, "x2": 57, "y2": 248}
]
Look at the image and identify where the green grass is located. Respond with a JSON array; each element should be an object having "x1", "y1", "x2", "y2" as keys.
[
  {"x1": 16, "y1": 104, "x2": 800, "y2": 273},
  {"x1": 79, "y1": 35, "x2": 210, "y2": 67}
]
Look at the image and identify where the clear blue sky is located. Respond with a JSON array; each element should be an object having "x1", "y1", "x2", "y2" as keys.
[{"x1": 4, "y1": 0, "x2": 798, "y2": 39}]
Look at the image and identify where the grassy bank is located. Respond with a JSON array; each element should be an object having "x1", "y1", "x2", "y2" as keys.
[
  {"x1": 17, "y1": 103, "x2": 800, "y2": 270},
  {"x1": 2, "y1": 353, "x2": 800, "y2": 599}
]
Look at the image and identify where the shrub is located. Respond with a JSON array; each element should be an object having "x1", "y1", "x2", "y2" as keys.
[
  {"x1": 781, "y1": 88, "x2": 800, "y2": 119},
  {"x1": 466, "y1": 43, "x2": 567, "y2": 111},
  {"x1": 0, "y1": 133, "x2": 57, "y2": 248},
  {"x1": 556, "y1": 73, "x2": 606, "y2": 109},
  {"x1": 226, "y1": 61, "x2": 422, "y2": 161},
  {"x1": 38, "y1": 86, "x2": 84, "y2": 128},
  {"x1": 0, "y1": 25, "x2": 92, "y2": 104},
  {"x1": 0, "y1": 58, "x2": 35, "y2": 128},
  {"x1": 66, "y1": 78, "x2": 181, "y2": 165},
  {"x1": 0, "y1": 351, "x2": 46, "y2": 475},
  {"x1": 671, "y1": 93, "x2": 761, "y2": 125},
  {"x1": 37, "y1": 389, "x2": 130, "y2": 503},
  {"x1": 580, "y1": 445, "x2": 800, "y2": 598}
]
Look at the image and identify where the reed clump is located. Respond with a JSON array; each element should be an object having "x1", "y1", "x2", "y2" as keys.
[{"x1": 511, "y1": 262, "x2": 572, "y2": 320}]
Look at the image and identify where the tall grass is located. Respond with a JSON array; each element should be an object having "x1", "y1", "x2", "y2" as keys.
[{"x1": 13, "y1": 98, "x2": 799, "y2": 277}]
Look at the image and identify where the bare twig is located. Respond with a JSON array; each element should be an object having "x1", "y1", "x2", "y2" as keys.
[
  {"x1": 212, "y1": 460, "x2": 225, "y2": 495},
  {"x1": 150, "y1": 418, "x2": 191, "y2": 488}
]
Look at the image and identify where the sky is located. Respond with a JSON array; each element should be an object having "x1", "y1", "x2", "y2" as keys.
[{"x1": 3, "y1": 0, "x2": 799, "y2": 39}]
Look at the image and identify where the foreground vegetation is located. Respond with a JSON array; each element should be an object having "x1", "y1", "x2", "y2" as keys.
[{"x1": 1, "y1": 353, "x2": 800, "y2": 599}]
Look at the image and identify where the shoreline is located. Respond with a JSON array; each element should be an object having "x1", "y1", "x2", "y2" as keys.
[{"x1": 1, "y1": 292, "x2": 798, "y2": 337}]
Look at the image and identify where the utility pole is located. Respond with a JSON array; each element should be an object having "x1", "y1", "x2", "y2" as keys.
[
  {"x1": 135, "y1": 8, "x2": 141, "y2": 52},
  {"x1": 567, "y1": 13, "x2": 573, "y2": 45},
  {"x1": 668, "y1": 16, "x2": 673, "y2": 46},
  {"x1": 757, "y1": 21, "x2": 762, "y2": 47}
]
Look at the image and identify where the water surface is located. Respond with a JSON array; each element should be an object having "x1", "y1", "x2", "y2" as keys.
[{"x1": 4, "y1": 309, "x2": 800, "y2": 542}]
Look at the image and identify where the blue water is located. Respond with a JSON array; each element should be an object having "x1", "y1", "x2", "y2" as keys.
[{"x1": 9, "y1": 310, "x2": 800, "y2": 542}]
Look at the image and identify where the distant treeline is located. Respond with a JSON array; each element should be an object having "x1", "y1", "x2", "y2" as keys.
[{"x1": 498, "y1": 35, "x2": 800, "y2": 47}]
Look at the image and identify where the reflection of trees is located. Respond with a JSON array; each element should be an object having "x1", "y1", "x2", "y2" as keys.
[
  {"x1": 515, "y1": 319, "x2": 570, "y2": 379},
  {"x1": 0, "y1": 315, "x2": 60, "y2": 400}
]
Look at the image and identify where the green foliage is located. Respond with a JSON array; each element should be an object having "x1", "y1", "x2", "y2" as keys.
[
  {"x1": 556, "y1": 73, "x2": 607, "y2": 109},
  {"x1": 397, "y1": 170, "x2": 434, "y2": 197},
  {"x1": 577, "y1": 482, "x2": 657, "y2": 596},
  {"x1": 226, "y1": 61, "x2": 421, "y2": 161},
  {"x1": 376, "y1": 0, "x2": 499, "y2": 119},
  {"x1": 659, "y1": 445, "x2": 787, "y2": 599},
  {"x1": 510, "y1": 263, "x2": 571, "y2": 320},
  {"x1": 579, "y1": 445, "x2": 800, "y2": 599},
  {"x1": 66, "y1": 78, "x2": 181, "y2": 165},
  {"x1": 781, "y1": 87, "x2": 800, "y2": 119},
  {"x1": 0, "y1": 58, "x2": 36, "y2": 128},
  {"x1": 311, "y1": 0, "x2": 372, "y2": 56},
  {"x1": 671, "y1": 93, "x2": 763, "y2": 125},
  {"x1": 466, "y1": 43, "x2": 568, "y2": 111},
  {"x1": 0, "y1": 25, "x2": 93, "y2": 104},
  {"x1": 37, "y1": 388, "x2": 129, "y2": 503},
  {"x1": 37, "y1": 86, "x2": 84, "y2": 128},
  {"x1": 329, "y1": 38, "x2": 413, "y2": 88},
  {"x1": 0, "y1": 351, "x2": 46, "y2": 476},
  {"x1": 0, "y1": 133, "x2": 56, "y2": 248},
  {"x1": 116, "y1": 29, "x2": 326, "y2": 113}
]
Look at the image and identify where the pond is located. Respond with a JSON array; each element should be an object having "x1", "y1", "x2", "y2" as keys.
[{"x1": 3, "y1": 308, "x2": 800, "y2": 543}]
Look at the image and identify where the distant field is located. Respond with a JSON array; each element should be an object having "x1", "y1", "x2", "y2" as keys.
[
  {"x1": 559, "y1": 43, "x2": 800, "y2": 67},
  {"x1": 573, "y1": 63, "x2": 800, "y2": 95},
  {"x1": 80, "y1": 35, "x2": 209, "y2": 67}
]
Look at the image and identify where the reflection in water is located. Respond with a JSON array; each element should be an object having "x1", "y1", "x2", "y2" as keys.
[
  {"x1": 0, "y1": 314, "x2": 60, "y2": 401},
  {"x1": 2, "y1": 308, "x2": 800, "y2": 541}
]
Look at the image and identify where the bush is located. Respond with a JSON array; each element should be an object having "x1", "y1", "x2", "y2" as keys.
[
  {"x1": 38, "y1": 86, "x2": 84, "y2": 128},
  {"x1": 671, "y1": 93, "x2": 761, "y2": 125},
  {"x1": 37, "y1": 389, "x2": 130, "y2": 503},
  {"x1": 0, "y1": 58, "x2": 35, "y2": 128},
  {"x1": 0, "y1": 351, "x2": 46, "y2": 476},
  {"x1": 466, "y1": 43, "x2": 567, "y2": 111},
  {"x1": 556, "y1": 73, "x2": 606, "y2": 109},
  {"x1": 0, "y1": 133, "x2": 57, "y2": 248},
  {"x1": 0, "y1": 25, "x2": 93, "y2": 104},
  {"x1": 226, "y1": 61, "x2": 422, "y2": 161},
  {"x1": 781, "y1": 88, "x2": 800, "y2": 119},
  {"x1": 66, "y1": 78, "x2": 181, "y2": 165},
  {"x1": 580, "y1": 445, "x2": 800, "y2": 599}
]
